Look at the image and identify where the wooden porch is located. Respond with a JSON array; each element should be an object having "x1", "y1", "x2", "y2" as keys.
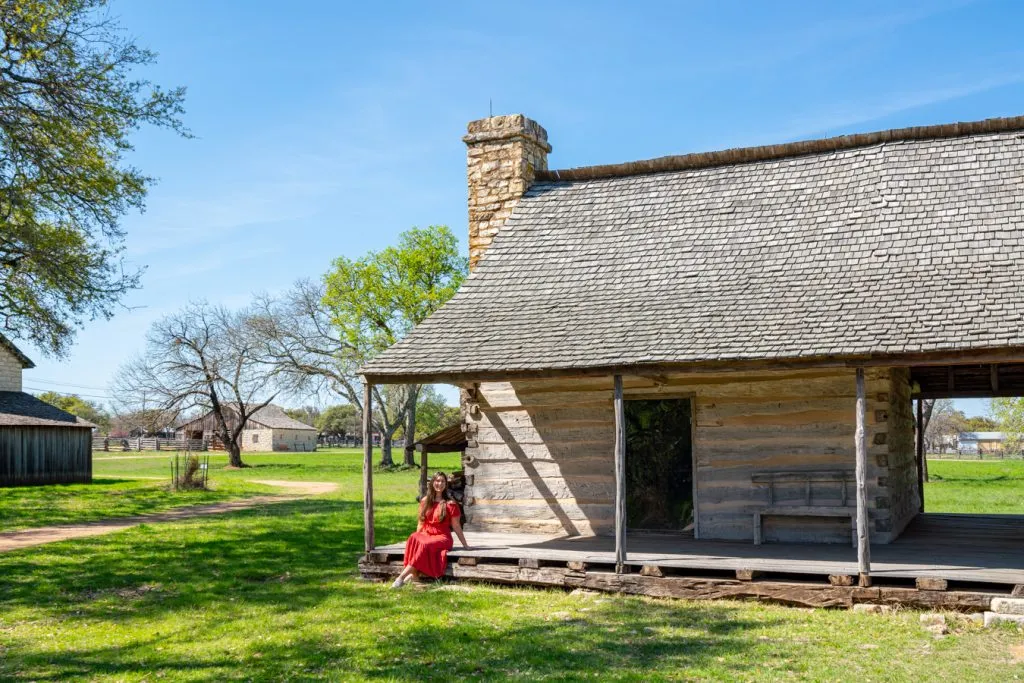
[{"x1": 360, "y1": 513, "x2": 1024, "y2": 610}]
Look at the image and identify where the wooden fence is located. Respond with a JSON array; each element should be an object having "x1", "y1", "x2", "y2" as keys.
[{"x1": 92, "y1": 437, "x2": 206, "y2": 452}]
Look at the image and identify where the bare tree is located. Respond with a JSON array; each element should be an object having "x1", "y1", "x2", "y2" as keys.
[
  {"x1": 248, "y1": 280, "x2": 412, "y2": 466},
  {"x1": 113, "y1": 302, "x2": 276, "y2": 467}
]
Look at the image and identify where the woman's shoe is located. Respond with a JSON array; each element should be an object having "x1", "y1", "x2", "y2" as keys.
[{"x1": 391, "y1": 577, "x2": 406, "y2": 589}]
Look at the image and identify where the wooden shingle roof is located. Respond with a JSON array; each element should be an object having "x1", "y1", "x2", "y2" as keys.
[
  {"x1": 0, "y1": 392, "x2": 95, "y2": 428},
  {"x1": 362, "y1": 117, "x2": 1024, "y2": 382}
]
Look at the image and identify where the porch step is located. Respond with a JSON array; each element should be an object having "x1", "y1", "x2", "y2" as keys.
[
  {"x1": 990, "y1": 597, "x2": 1024, "y2": 615},
  {"x1": 983, "y1": 611, "x2": 1024, "y2": 628}
]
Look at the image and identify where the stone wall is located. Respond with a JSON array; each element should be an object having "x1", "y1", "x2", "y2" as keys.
[
  {"x1": 0, "y1": 346, "x2": 23, "y2": 392},
  {"x1": 464, "y1": 114, "x2": 551, "y2": 270}
]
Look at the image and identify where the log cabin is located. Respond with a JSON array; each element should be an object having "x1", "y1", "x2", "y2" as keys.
[{"x1": 358, "y1": 114, "x2": 1024, "y2": 607}]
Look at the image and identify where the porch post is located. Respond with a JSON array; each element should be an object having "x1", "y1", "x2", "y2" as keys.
[
  {"x1": 915, "y1": 398, "x2": 925, "y2": 512},
  {"x1": 363, "y1": 380, "x2": 375, "y2": 554},
  {"x1": 613, "y1": 374, "x2": 627, "y2": 573},
  {"x1": 855, "y1": 368, "x2": 871, "y2": 586},
  {"x1": 418, "y1": 447, "x2": 428, "y2": 500}
]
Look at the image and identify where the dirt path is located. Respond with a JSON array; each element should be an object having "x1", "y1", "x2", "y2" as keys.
[{"x1": 0, "y1": 480, "x2": 339, "y2": 554}]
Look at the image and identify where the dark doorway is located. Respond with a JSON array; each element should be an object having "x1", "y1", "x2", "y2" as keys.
[{"x1": 625, "y1": 398, "x2": 694, "y2": 531}]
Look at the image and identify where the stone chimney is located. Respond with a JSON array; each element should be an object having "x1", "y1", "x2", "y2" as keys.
[{"x1": 463, "y1": 114, "x2": 551, "y2": 270}]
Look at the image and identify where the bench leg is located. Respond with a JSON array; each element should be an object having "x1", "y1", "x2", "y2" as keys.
[{"x1": 753, "y1": 512, "x2": 762, "y2": 545}]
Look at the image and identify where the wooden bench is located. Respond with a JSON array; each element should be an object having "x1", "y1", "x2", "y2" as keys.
[{"x1": 751, "y1": 470, "x2": 857, "y2": 547}]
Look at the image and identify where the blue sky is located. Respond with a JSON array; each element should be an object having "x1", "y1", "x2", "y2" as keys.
[{"x1": 24, "y1": 0, "x2": 1024, "y2": 413}]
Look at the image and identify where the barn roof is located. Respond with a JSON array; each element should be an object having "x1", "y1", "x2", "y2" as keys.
[
  {"x1": 246, "y1": 404, "x2": 317, "y2": 431},
  {"x1": 0, "y1": 333, "x2": 35, "y2": 369},
  {"x1": 362, "y1": 116, "x2": 1024, "y2": 382},
  {"x1": 178, "y1": 404, "x2": 316, "y2": 431},
  {"x1": 0, "y1": 392, "x2": 95, "y2": 428}
]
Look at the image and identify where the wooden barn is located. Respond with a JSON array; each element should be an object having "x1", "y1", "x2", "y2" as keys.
[
  {"x1": 359, "y1": 114, "x2": 1024, "y2": 610},
  {"x1": 0, "y1": 334, "x2": 94, "y2": 486},
  {"x1": 176, "y1": 404, "x2": 317, "y2": 452}
]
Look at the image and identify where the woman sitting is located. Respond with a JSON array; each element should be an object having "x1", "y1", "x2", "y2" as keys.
[{"x1": 392, "y1": 471, "x2": 470, "y2": 588}]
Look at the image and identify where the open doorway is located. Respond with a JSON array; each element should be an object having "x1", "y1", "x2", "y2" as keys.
[
  {"x1": 911, "y1": 364, "x2": 1024, "y2": 518},
  {"x1": 624, "y1": 398, "x2": 694, "y2": 532}
]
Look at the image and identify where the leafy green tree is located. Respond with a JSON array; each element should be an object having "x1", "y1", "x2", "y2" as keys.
[
  {"x1": 962, "y1": 415, "x2": 998, "y2": 432},
  {"x1": 36, "y1": 390, "x2": 110, "y2": 430},
  {"x1": 0, "y1": 0, "x2": 187, "y2": 356},
  {"x1": 992, "y1": 398, "x2": 1024, "y2": 455},
  {"x1": 284, "y1": 405, "x2": 320, "y2": 427},
  {"x1": 408, "y1": 386, "x2": 460, "y2": 440},
  {"x1": 319, "y1": 225, "x2": 467, "y2": 466},
  {"x1": 315, "y1": 404, "x2": 360, "y2": 438}
]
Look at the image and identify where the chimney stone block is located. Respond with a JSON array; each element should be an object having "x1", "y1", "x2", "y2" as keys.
[{"x1": 464, "y1": 114, "x2": 550, "y2": 270}]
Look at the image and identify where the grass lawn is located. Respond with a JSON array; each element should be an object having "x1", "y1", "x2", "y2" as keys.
[
  {"x1": 0, "y1": 477, "x2": 276, "y2": 532},
  {"x1": 924, "y1": 459, "x2": 1024, "y2": 514},
  {"x1": 0, "y1": 453, "x2": 1021, "y2": 680}
]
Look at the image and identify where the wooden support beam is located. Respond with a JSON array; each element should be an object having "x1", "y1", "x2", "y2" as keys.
[
  {"x1": 916, "y1": 577, "x2": 948, "y2": 591},
  {"x1": 457, "y1": 557, "x2": 478, "y2": 567},
  {"x1": 915, "y1": 398, "x2": 925, "y2": 513},
  {"x1": 614, "y1": 374, "x2": 627, "y2": 574},
  {"x1": 567, "y1": 561, "x2": 588, "y2": 573},
  {"x1": 855, "y1": 368, "x2": 871, "y2": 587},
  {"x1": 363, "y1": 381, "x2": 374, "y2": 554},
  {"x1": 418, "y1": 449, "x2": 428, "y2": 500},
  {"x1": 519, "y1": 558, "x2": 541, "y2": 569},
  {"x1": 1012, "y1": 585, "x2": 1024, "y2": 598},
  {"x1": 829, "y1": 575, "x2": 855, "y2": 587},
  {"x1": 736, "y1": 569, "x2": 761, "y2": 582},
  {"x1": 640, "y1": 565, "x2": 664, "y2": 577}
]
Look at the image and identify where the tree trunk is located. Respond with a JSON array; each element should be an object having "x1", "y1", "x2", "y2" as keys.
[
  {"x1": 226, "y1": 438, "x2": 245, "y2": 468},
  {"x1": 403, "y1": 387, "x2": 418, "y2": 467},
  {"x1": 379, "y1": 432, "x2": 394, "y2": 467},
  {"x1": 921, "y1": 399, "x2": 935, "y2": 483}
]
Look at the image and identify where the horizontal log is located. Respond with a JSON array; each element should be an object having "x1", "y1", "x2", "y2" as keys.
[
  {"x1": 469, "y1": 478, "x2": 614, "y2": 502},
  {"x1": 468, "y1": 501, "x2": 613, "y2": 522},
  {"x1": 468, "y1": 519, "x2": 609, "y2": 535},
  {"x1": 469, "y1": 441, "x2": 611, "y2": 462},
  {"x1": 465, "y1": 460, "x2": 612, "y2": 479},
  {"x1": 698, "y1": 397, "x2": 857, "y2": 420},
  {"x1": 474, "y1": 424, "x2": 614, "y2": 445}
]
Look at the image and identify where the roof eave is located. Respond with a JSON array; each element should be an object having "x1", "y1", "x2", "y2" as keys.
[{"x1": 360, "y1": 345, "x2": 1024, "y2": 385}]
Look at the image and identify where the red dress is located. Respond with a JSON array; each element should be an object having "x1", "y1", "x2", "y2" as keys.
[{"x1": 404, "y1": 500, "x2": 460, "y2": 578}]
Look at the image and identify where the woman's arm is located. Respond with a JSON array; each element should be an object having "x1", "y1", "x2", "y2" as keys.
[{"x1": 451, "y1": 516, "x2": 470, "y2": 550}]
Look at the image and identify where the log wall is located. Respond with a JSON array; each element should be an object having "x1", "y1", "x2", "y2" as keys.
[
  {"x1": 0, "y1": 426, "x2": 93, "y2": 486},
  {"x1": 461, "y1": 367, "x2": 916, "y2": 542}
]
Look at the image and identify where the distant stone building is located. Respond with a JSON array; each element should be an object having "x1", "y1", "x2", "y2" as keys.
[
  {"x1": 177, "y1": 404, "x2": 317, "y2": 452},
  {"x1": 0, "y1": 334, "x2": 94, "y2": 486}
]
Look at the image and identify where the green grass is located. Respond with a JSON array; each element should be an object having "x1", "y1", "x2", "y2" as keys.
[
  {"x1": 924, "y1": 459, "x2": 1024, "y2": 514},
  {"x1": 0, "y1": 477, "x2": 275, "y2": 532},
  {"x1": 0, "y1": 453, "x2": 1021, "y2": 680}
]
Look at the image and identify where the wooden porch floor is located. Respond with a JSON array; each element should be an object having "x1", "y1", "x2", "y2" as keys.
[{"x1": 373, "y1": 513, "x2": 1024, "y2": 587}]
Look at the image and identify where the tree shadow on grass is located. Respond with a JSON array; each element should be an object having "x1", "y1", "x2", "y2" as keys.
[
  {"x1": 0, "y1": 494, "x2": 802, "y2": 681},
  {"x1": 359, "y1": 596, "x2": 783, "y2": 681}
]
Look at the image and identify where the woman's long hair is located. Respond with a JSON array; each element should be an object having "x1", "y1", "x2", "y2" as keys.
[{"x1": 419, "y1": 471, "x2": 450, "y2": 523}]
